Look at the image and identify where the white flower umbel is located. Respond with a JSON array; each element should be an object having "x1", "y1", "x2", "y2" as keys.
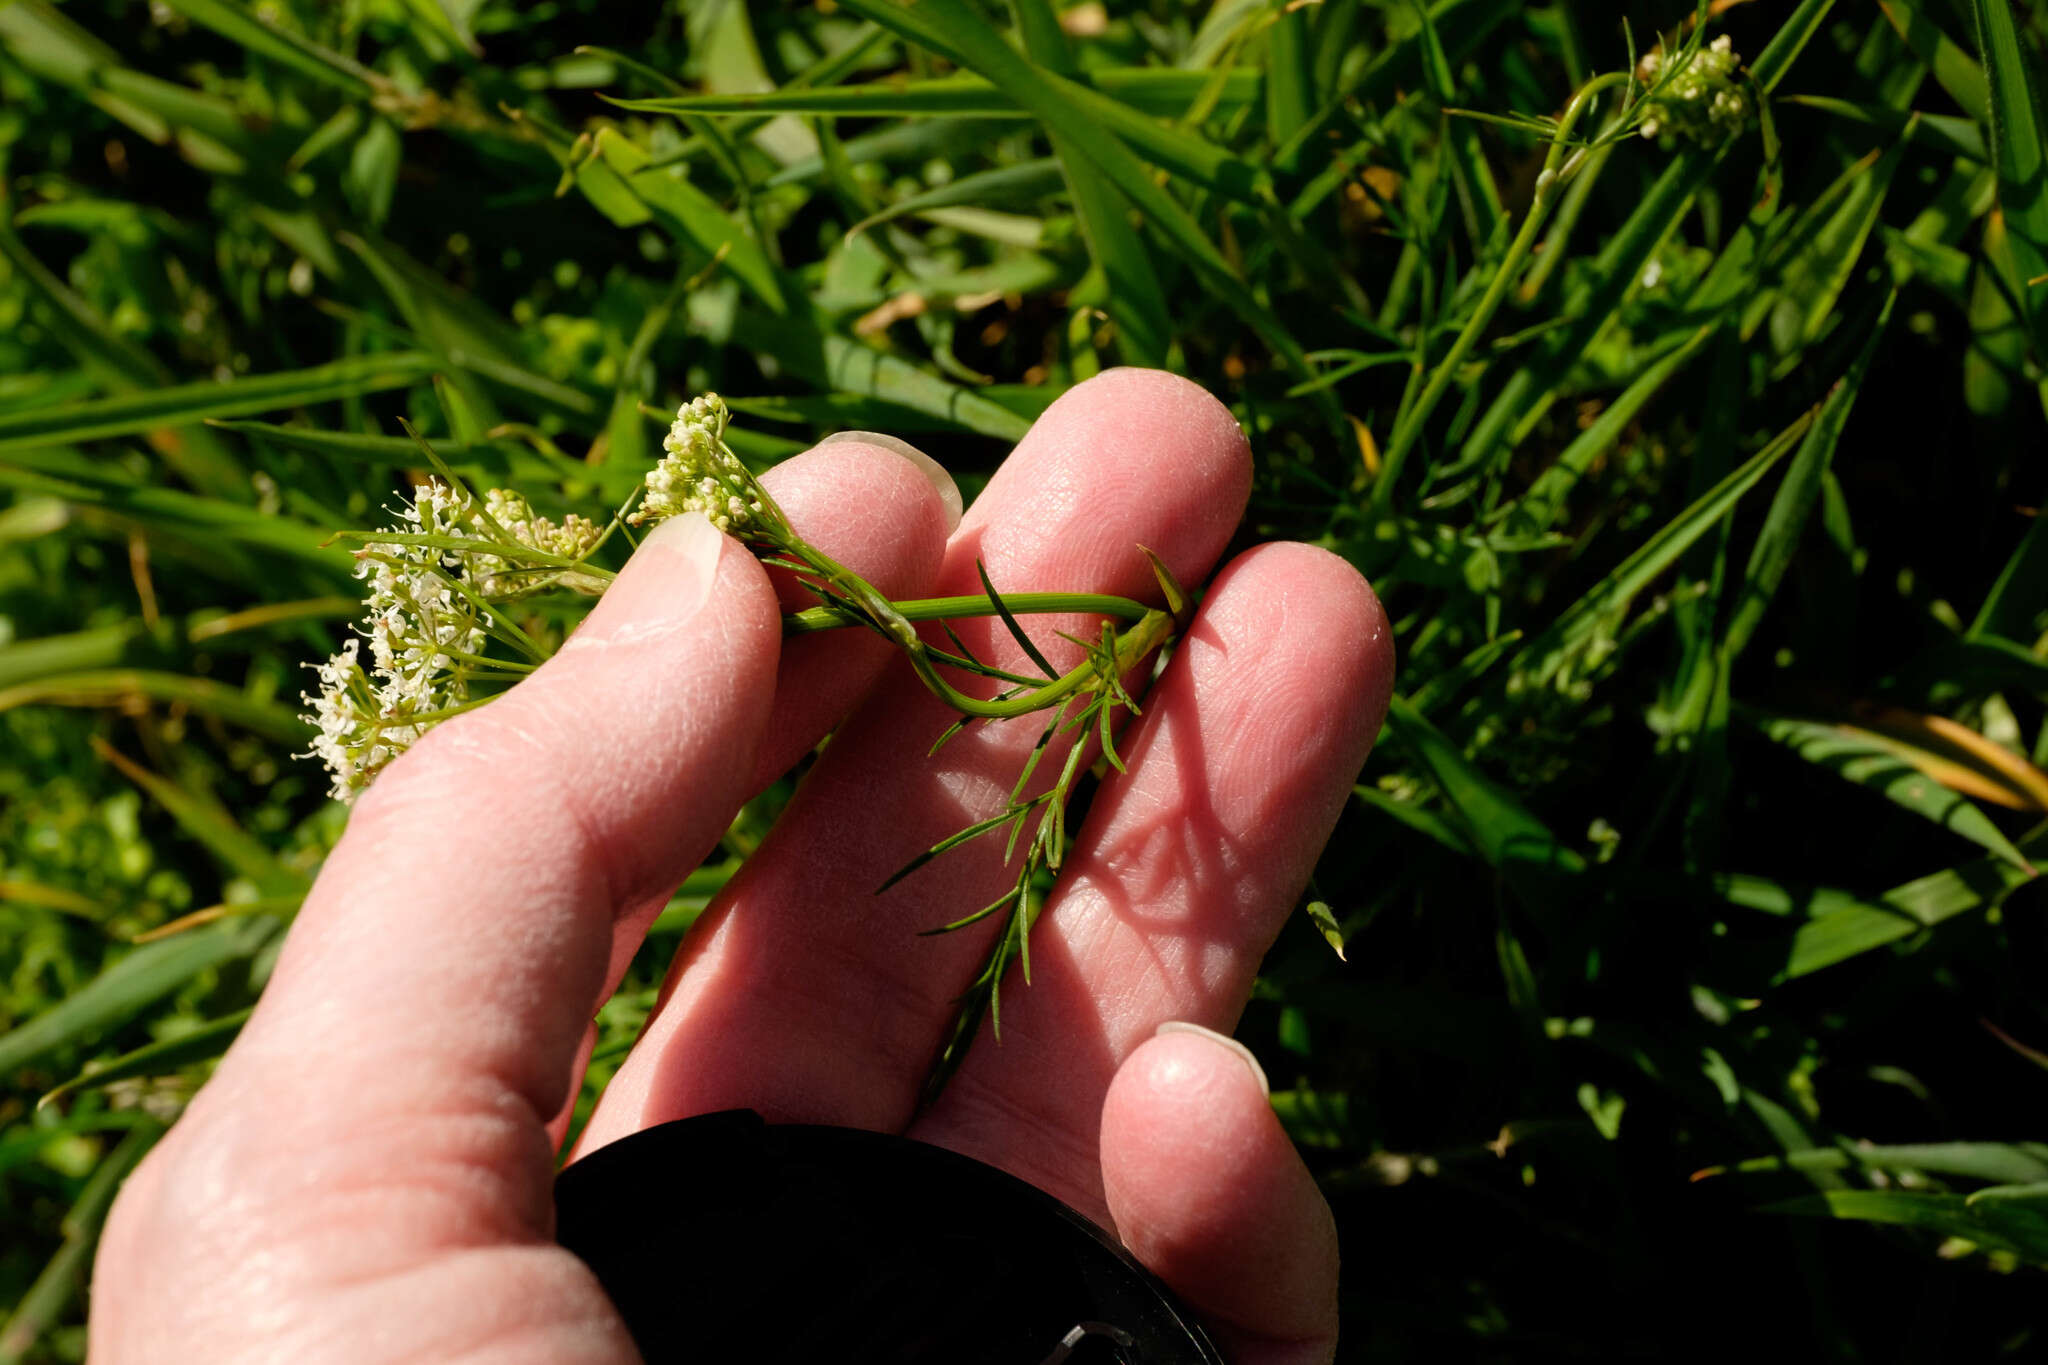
[
  {"x1": 629, "y1": 394, "x2": 786, "y2": 540},
  {"x1": 1636, "y1": 36, "x2": 1748, "y2": 146},
  {"x1": 302, "y1": 483, "x2": 501, "y2": 802}
]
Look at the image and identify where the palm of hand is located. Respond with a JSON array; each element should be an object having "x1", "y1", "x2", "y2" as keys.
[{"x1": 92, "y1": 370, "x2": 1392, "y2": 1365}]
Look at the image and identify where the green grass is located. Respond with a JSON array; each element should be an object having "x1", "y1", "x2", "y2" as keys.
[{"x1": 3, "y1": 0, "x2": 2048, "y2": 1358}]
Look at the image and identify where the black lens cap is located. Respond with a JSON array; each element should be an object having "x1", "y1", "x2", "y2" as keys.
[{"x1": 555, "y1": 1109, "x2": 1226, "y2": 1364}]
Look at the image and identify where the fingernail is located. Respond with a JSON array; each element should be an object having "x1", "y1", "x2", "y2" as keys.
[
  {"x1": 1155, "y1": 1020, "x2": 1269, "y2": 1097},
  {"x1": 607, "y1": 511, "x2": 723, "y2": 623},
  {"x1": 817, "y1": 430, "x2": 962, "y2": 532}
]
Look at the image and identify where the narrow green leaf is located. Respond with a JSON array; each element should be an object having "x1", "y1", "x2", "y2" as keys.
[
  {"x1": 1386, "y1": 696, "x2": 1584, "y2": 920},
  {"x1": 729, "y1": 311, "x2": 1032, "y2": 442},
  {"x1": 832, "y1": 0, "x2": 1315, "y2": 385},
  {"x1": 0, "y1": 209, "x2": 247, "y2": 495},
  {"x1": 1412, "y1": 0, "x2": 1502, "y2": 247},
  {"x1": 212, "y1": 419, "x2": 612, "y2": 493},
  {"x1": 93, "y1": 742, "x2": 308, "y2": 895},
  {"x1": 1725, "y1": 294, "x2": 1893, "y2": 658},
  {"x1": 1512, "y1": 410, "x2": 1816, "y2": 688},
  {"x1": 39, "y1": 1009, "x2": 253, "y2": 1110},
  {"x1": 1351, "y1": 784, "x2": 1478, "y2": 857},
  {"x1": 0, "y1": 920, "x2": 278, "y2": 1077},
  {"x1": 846, "y1": 157, "x2": 1064, "y2": 239},
  {"x1": 1972, "y1": 0, "x2": 2048, "y2": 352},
  {"x1": 1760, "y1": 145, "x2": 1904, "y2": 355},
  {"x1": 1305, "y1": 900, "x2": 1348, "y2": 961},
  {"x1": 592, "y1": 128, "x2": 787, "y2": 314},
  {"x1": 976, "y1": 560, "x2": 1059, "y2": 679},
  {"x1": 0, "y1": 670, "x2": 310, "y2": 744},
  {"x1": 1782, "y1": 95, "x2": 1987, "y2": 163},
  {"x1": 1748, "y1": 711, "x2": 2034, "y2": 873},
  {"x1": 1717, "y1": 1141, "x2": 2048, "y2": 1185},
  {"x1": 0, "y1": 1120, "x2": 163, "y2": 1365},
  {"x1": 0, "y1": 463, "x2": 349, "y2": 569},
  {"x1": 1005, "y1": 0, "x2": 1170, "y2": 368},
  {"x1": 1265, "y1": 5, "x2": 1316, "y2": 150},
  {"x1": 0, "y1": 353, "x2": 436, "y2": 456},
  {"x1": 877, "y1": 809, "x2": 1024, "y2": 894},
  {"x1": 1969, "y1": 502, "x2": 2048, "y2": 641},
  {"x1": 1506, "y1": 324, "x2": 1716, "y2": 530},
  {"x1": 614, "y1": 68, "x2": 1264, "y2": 127},
  {"x1": 1878, "y1": 0, "x2": 1990, "y2": 122},
  {"x1": 152, "y1": 0, "x2": 376, "y2": 96},
  {"x1": 1769, "y1": 1189, "x2": 2048, "y2": 1261},
  {"x1": 1726, "y1": 835, "x2": 2044, "y2": 979}
]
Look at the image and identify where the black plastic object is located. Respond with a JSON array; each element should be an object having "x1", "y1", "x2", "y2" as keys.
[{"x1": 554, "y1": 1109, "x2": 1225, "y2": 1364}]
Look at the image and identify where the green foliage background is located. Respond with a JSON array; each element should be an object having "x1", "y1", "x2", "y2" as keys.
[{"x1": 3, "y1": 0, "x2": 2048, "y2": 1357}]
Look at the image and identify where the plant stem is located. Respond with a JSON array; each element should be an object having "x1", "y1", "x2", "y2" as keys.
[
  {"x1": 781, "y1": 590, "x2": 1153, "y2": 634},
  {"x1": 777, "y1": 533, "x2": 1177, "y2": 721},
  {"x1": 1371, "y1": 70, "x2": 1632, "y2": 515}
]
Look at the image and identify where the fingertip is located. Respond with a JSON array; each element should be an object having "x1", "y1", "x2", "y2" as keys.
[
  {"x1": 811, "y1": 430, "x2": 962, "y2": 533},
  {"x1": 963, "y1": 367, "x2": 1251, "y2": 592},
  {"x1": 1207, "y1": 542, "x2": 1395, "y2": 738},
  {"x1": 760, "y1": 441, "x2": 951, "y2": 601},
  {"x1": 749, "y1": 441, "x2": 951, "y2": 785},
  {"x1": 1103, "y1": 1031, "x2": 1339, "y2": 1359},
  {"x1": 1069, "y1": 367, "x2": 1252, "y2": 499}
]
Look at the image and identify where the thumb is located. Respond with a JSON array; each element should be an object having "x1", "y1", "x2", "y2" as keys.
[{"x1": 192, "y1": 511, "x2": 781, "y2": 1235}]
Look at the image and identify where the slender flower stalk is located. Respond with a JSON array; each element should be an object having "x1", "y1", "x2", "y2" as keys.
[{"x1": 1372, "y1": 25, "x2": 1753, "y2": 514}]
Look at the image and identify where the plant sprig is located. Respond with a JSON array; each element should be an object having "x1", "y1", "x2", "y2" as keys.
[{"x1": 304, "y1": 395, "x2": 1189, "y2": 1093}]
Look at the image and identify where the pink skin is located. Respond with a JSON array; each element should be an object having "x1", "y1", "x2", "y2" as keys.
[{"x1": 89, "y1": 370, "x2": 1394, "y2": 1365}]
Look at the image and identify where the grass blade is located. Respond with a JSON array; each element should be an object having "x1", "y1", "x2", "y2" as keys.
[
  {"x1": 1723, "y1": 292, "x2": 1894, "y2": 658},
  {"x1": 1511, "y1": 408, "x2": 1817, "y2": 689},
  {"x1": 0, "y1": 353, "x2": 435, "y2": 457},
  {"x1": 1747, "y1": 712, "x2": 2035, "y2": 873},
  {"x1": 153, "y1": 0, "x2": 377, "y2": 97},
  {"x1": 1005, "y1": 0, "x2": 1171, "y2": 368},
  {"x1": 1768, "y1": 1189, "x2": 2048, "y2": 1262},
  {"x1": 0, "y1": 670, "x2": 310, "y2": 744},
  {"x1": 0, "y1": 1119, "x2": 164, "y2": 1365},
  {"x1": 833, "y1": 0, "x2": 1315, "y2": 386},
  {"x1": 1386, "y1": 696, "x2": 1585, "y2": 922},
  {"x1": 91, "y1": 740, "x2": 309, "y2": 895},
  {"x1": 0, "y1": 919, "x2": 278, "y2": 1077},
  {"x1": 1972, "y1": 0, "x2": 2048, "y2": 354},
  {"x1": 1878, "y1": 0, "x2": 1991, "y2": 122},
  {"x1": 39, "y1": 1008, "x2": 252, "y2": 1110}
]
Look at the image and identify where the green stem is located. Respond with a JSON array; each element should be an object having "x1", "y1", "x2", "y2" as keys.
[
  {"x1": 1371, "y1": 70, "x2": 1632, "y2": 515},
  {"x1": 781, "y1": 590, "x2": 1153, "y2": 635},
  {"x1": 902, "y1": 608, "x2": 1176, "y2": 720},
  {"x1": 780, "y1": 533, "x2": 1178, "y2": 721}
]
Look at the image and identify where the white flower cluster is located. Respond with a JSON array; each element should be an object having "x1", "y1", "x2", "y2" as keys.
[
  {"x1": 470, "y1": 488, "x2": 604, "y2": 599},
  {"x1": 629, "y1": 394, "x2": 775, "y2": 536},
  {"x1": 1637, "y1": 36, "x2": 1748, "y2": 146},
  {"x1": 303, "y1": 483, "x2": 489, "y2": 802}
]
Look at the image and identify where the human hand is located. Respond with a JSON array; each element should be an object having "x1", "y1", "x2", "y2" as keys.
[{"x1": 89, "y1": 368, "x2": 1394, "y2": 1364}]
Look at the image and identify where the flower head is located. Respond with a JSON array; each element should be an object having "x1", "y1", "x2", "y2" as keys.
[
  {"x1": 303, "y1": 482, "x2": 504, "y2": 801},
  {"x1": 470, "y1": 488, "x2": 605, "y2": 599},
  {"x1": 629, "y1": 394, "x2": 783, "y2": 540},
  {"x1": 1637, "y1": 35, "x2": 1749, "y2": 146}
]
